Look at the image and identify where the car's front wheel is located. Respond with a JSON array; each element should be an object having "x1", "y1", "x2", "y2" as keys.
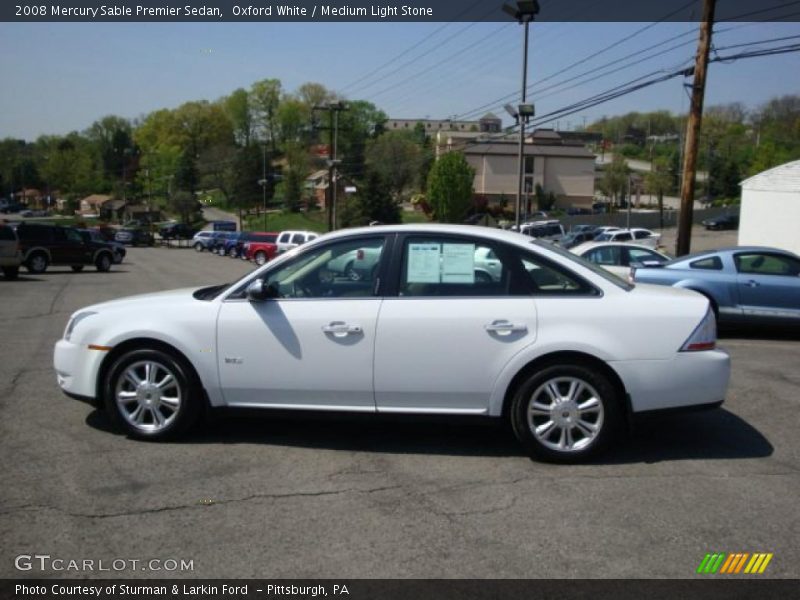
[
  {"x1": 255, "y1": 251, "x2": 267, "y2": 266},
  {"x1": 26, "y1": 252, "x2": 49, "y2": 274},
  {"x1": 510, "y1": 362, "x2": 621, "y2": 463},
  {"x1": 95, "y1": 253, "x2": 112, "y2": 272},
  {"x1": 104, "y1": 348, "x2": 200, "y2": 440},
  {"x1": 194, "y1": 242, "x2": 204, "y2": 252}
]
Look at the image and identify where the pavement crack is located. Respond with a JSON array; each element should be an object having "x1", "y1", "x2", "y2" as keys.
[{"x1": 0, "y1": 485, "x2": 402, "y2": 520}]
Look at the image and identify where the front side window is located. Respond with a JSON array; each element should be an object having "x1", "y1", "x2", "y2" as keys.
[
  {"x1": 246, "y1": 237, "x2": 385, "y2": 299},
  {"x1": 735, "y1": 253, "x2": 800, "y2": 276},
  {"x1": 291, "y1": 233, "x2": 306, "y2": 245},
  {"x1": 66, "y1": 229, "x2": 83, "y2": 243}
]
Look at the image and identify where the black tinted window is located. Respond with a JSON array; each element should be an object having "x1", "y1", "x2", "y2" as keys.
[
  {"x1": 0, "y1": 226, "x2": 15, "y2": 241},
  {"x1": 18, "y1": 225, "x2": 52, "y2": 242},
  {"x1": 690, "y1": 256, "x2": 723, "y2": 270}
]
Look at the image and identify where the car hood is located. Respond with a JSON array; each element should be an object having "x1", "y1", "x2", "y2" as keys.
[{"x1": 77, "y1": 287, "x2": 203, "y2": 314}]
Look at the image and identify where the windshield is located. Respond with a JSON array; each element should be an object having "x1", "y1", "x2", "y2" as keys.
[{"x1": 531, "y1": 239, "x2": 634, "y2": 291}]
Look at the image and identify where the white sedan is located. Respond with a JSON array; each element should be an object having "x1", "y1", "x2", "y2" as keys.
[
  {"x1": 572, "y1": 242, "x2": 671, "y2": 279},
  {"x1": 594, "y1": 228, "x2": 662, "y2": 248},
  {"x1": 54, "y1": 224, "x2": 730, "y2": 462}
]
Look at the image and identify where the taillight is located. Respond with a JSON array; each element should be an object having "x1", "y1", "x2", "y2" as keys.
[{"x1": 680, "y1": 307, "x2": 716, "y2": 352}]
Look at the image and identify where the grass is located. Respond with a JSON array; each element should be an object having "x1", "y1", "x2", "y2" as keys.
[
  {"x1": 239, "y1": 208, "x2": 432, "y2": 233},
  {"x1": 242, "y1": 210, "x2": 327, "y2": 233}
]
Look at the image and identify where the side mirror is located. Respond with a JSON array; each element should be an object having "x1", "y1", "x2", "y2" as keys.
[{"x1": 246, "y1": 279, "x2": 280, "y2": 301}]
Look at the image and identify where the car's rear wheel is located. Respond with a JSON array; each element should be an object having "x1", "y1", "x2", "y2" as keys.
[
  {"x1": 2, "y1": 266, "x2": 19, "y2": 280},
  {"x1": 510, "y1": 362, "x2": 621, "y2": 463},
  {"x1": 255, "y1": 251, "x2": 267, "y2": 266},
  {"x1": 194, "y1": 242, "x2": 204, "y2": 252},
  {"x1": 95, "y1": 253, "x2": 112, "y2": 272},
  {"x1": 104, "y1": 348, "x2": 200, "y2": 440},
  {"x1": 228, "y1": 247, "x2": 238, "y2": 258},
  {"x1": 26, "y1": 252, "x2": 49, "y2": 274}
]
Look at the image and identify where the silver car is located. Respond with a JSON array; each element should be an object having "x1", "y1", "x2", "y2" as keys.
[{"x1": 632, "y1": 246, "x2": 800, "y2": 324}]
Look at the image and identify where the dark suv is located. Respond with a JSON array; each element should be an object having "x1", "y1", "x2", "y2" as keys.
[
  {"x1": 160, "y1": 223, "x2": 196, "y2": 240},
  {"x1": 15, "y1": 223, "x2": 116, "y2": 273}
]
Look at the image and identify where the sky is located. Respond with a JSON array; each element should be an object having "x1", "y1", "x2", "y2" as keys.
[{"x1": 0, "y1": 20, "x2": 799, "y2": 141}]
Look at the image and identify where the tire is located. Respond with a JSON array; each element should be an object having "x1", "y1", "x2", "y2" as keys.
[
  {"x1": 71, "y1": 265, "x2": 84, "y2": 272},
  {"x1": 26, "y1": 252, "x2": 49, "y2": 274},
  {"x1": 509, "y1": 362, "x2": 621, "y2": 463},
  {"x1": 228, "y1": 247, "x2": 238, "y2": 258},
  {"x1": 344, "y1": 261, "x2": 361, "y2": 281},
  {"x1": 194, "y1": 242, "x2": 204, "y2": 252},
  {"x1": 95, "y1": 253, "x2": 112, "y2": 272},
  {"x1": 103, "y1": 348, "x2": 201, "y2": 441},
  {"x1": 2, "y1": 266, "x2": 19, "y2": 280},
  {"x1": 255, "y1": 251, "x2": 267, "y2": 266}
]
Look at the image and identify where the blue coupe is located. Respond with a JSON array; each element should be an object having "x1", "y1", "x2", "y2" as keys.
[{"x1": 632, "y1": 246, "x2": 800, "y2": 325}]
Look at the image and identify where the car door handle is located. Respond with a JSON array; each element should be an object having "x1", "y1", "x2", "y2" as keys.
[
  {"x1": 484, "y1": 320, "x2": 527, "y2": 335},
  {"x1": 322, "y1": 322, "x2": 363, "y2": 337},
  {"x1": 745, "y1": 280, "x2": 760, "y2": 288}
]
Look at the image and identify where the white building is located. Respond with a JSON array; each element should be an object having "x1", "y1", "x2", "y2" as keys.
[{"x1": 739, "y1": 160, "x2": 800, "y2": 255}]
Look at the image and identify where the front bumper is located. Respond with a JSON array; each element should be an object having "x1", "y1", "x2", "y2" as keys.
[
  {"x1": 53, "y1": 339, "x2": 107, "y2": 403},
  {"x1": 610, "y1": 349, "x2": 731, "y2": 413}
]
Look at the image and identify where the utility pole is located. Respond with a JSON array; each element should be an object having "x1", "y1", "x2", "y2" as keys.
[
  {"x1": 313, "y1": 101, "x2": 348, "y2": 231},
  {"x1": 676, "y1": 0, "x2": 716, "y2": 256}
]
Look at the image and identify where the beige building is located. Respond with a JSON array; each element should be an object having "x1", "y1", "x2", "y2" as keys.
[
  {"x1": 436, "y1": 129, "x2": 596, "y2": 209},
  {"x1": 386, "y1": 113, "x2": 502, "y2": 137}
]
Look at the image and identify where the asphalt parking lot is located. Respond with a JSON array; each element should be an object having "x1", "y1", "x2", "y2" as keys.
[{"x1": 1, "y1": 230, "x2": 798, "y2": 579}]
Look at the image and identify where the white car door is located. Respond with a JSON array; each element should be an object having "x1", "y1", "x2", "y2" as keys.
[
  {"x1": 217, "y1": 236, "x2": 387, "y2": 410},
  {"x1": 374, "y1": 235, "x2": 539, "y2": 414}
]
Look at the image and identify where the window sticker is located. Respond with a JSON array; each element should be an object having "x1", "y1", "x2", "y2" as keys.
[
  {"x1": 407, "y1": 243, "x2": 441, "y2": 283},
  {"x1": 442, "y1": 243, "x2": 475, "y2": 283}
]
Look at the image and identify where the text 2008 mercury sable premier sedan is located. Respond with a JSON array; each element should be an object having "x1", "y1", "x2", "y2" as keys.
[{"x1": 54, "y1": 224, "x2": 730, "y2": 462}]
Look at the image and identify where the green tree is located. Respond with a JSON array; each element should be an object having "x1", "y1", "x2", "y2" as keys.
[
  {"x1": 250, "y1": 78, "x2": 282, "y2": 153},
  {"x1": 426, "y1": 152, "x2": 475, "y2": 223},
  {"x1": 645, "y1": 157, "x2": 672, "y2": 229},
  {"x1": 365, "y1": 130, "x2": 422, "y2": 200},
  {"x1": 223, "y1": 88, "x2": 254, "y2": 147},
  {"x1": 356, "y1": 171, "x2": 401, "y2": 225},
  {"x1": 599, "y1": 154, "x2": 629, "y2": 208},
  {"x1": 168, "y1": 190, "x2": 197, "y2": 224}
]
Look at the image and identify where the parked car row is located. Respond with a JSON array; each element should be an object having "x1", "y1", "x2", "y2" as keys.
[
  {"x1": 557, "y1": 225, "x2": 661, "y2": 249},
  {"x1": 568, "y1": 238, "x2": 800, "y2": 327},
  {"x1": 191, "y1": 229, "x2": 320, "y2": 266}
]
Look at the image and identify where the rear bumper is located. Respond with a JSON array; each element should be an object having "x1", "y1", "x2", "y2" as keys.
[{"x1": 610, "y1": 349, "x2": 730, "y2": 413}]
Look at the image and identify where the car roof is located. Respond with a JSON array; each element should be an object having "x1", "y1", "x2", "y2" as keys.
[
  {"x1": 571, "y1": 241, "x2": 670, "y2": 255},
  {"x1": 669, "y1": 245, "x2": 798, "y2": 262}
]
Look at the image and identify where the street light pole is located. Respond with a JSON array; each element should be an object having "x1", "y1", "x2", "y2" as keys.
[
  {"x1": 262, "y1": 144, "x2": 267, "y2": 231},
  {"x1": 503, "y1": 1, "x2": 539, "y2": 230}
]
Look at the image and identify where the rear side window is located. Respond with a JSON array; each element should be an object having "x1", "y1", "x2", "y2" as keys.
[
  {"x1": 633, "y1": 230, "x2": 651, "y2": 239},
  {"x1": 400, "y1": 237, "x2": 510, "y2": 297},
  {"x1": 17, "y1": 225, "x2": 52, "y2": 242},
  {"x1": 584, "y1": 246, "x2": 621, "y2": 266},
  {"x1": 0, "y1": 226, "x2": 16, "y2": 241},
  {"x1": 291, "y1": 233, "x2": 306, "y2": 245},
  {"x1": 690, "y1": 256, "x2": 723, "y2": 270}
]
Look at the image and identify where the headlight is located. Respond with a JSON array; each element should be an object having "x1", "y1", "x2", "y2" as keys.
[{"x1": 64, "y1": 311, "x2": 97, "y2": 342}]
